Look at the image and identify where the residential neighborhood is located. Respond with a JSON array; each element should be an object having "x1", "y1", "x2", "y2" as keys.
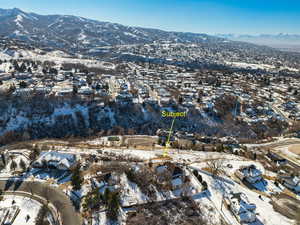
[{"x1": 0, "y1": 3, "x2": 299, "y2": 225}]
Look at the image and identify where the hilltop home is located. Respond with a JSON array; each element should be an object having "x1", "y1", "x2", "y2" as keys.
[{"x1": 236, "y1": 165, "x2": 263, "y2": 184}]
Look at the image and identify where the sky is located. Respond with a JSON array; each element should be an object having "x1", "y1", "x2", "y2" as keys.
[{"x1": 1, "y1": 0, "x2": 300, "y2": 35}]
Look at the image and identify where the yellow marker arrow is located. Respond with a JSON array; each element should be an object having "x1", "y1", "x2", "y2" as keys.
[{"x1": 163, "y1": 117, "x2": 176, "y2": 157}]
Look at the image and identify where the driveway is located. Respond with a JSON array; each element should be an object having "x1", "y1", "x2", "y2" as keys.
[{"x1": 0, "y1": 179, "x2": 81, "y2": 225}]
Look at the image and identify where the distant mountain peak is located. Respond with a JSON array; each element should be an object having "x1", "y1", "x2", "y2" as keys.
[{"x1": 0, "y1": 8, "x2": 227, "y2": 51}]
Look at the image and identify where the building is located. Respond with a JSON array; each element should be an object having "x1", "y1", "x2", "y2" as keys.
[
  {"x1": 32, "y1": 151, "x2": 77, "y2": 170},
  {"x1": 236, "y1": 165, "x2": 263, "y2": 184},
  {"x1": 0, "y1": 73, "x2": 12, "y2": 81},
  {"x1": 279, "y1": 175, "x2": 300, "y2": 193},
  {"x1": 266, "y1": 152, "x2": 287, "y2": 165},
  {"x1": 225, "y1": 192, "x2": 256, "y2": 223}
]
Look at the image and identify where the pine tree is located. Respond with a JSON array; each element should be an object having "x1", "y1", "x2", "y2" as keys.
[
  {"x1": 103, "y1": 188, "x2": 111, "y2": 205},
  {"x1": 19, "y1": 81, "x2": 28, "y2": 88},
  {"x1": 19, "y1": 159, "x2": 26, "y2": 171},
  {"x1": 35, "y1": 205, "x2": 49, "y2": 225},
  {"x1": 10, "y1": 160, "x2": 17, "y2": 171},
  {"x1": 107, "y1": 192, "x2": 120, "y2": 221},
  {"x1": 71, "y1": 164, "x2": 83, "y2": 190}
]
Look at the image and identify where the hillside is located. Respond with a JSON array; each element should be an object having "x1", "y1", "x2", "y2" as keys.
[{"x1": 0, "y1": 8, "x2": 225, "y2": 50}]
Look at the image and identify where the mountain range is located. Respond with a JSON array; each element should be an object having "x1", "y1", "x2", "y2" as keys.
[
  {"x1": 216, "y1": 34, "x2": 300, "y2": 52},
  {"x1": 0, "y1": 8, "x2": 225, "y2": 51}
]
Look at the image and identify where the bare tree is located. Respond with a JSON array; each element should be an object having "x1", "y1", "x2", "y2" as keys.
[{"x1": 206, "y1": 159, "x2": 225, "y2": 177}]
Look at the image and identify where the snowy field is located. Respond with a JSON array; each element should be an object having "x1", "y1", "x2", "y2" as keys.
[
  {"x1": 0, "y1": 48, "x2": 116, "y2": 71},
  {"x1": 190, "y1": 166, "x2": 295, "y2": 225},
  {"x1": 0, "y1": 195, "x2": 42, "y2": 225}
]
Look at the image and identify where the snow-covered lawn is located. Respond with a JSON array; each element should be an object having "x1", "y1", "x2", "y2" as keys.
[
  {"x1": 0, "y1": 152, "x2": 30, "y2": 177},
  {"x1": 0, "y1": 48, "x2": 116, "y2": 70},
  {"x1": 190, "y1": 166, "x2": 295, "y2": 225},
  {"x1": 0, "y1": 195, "x2": 42, "y2": 225}
]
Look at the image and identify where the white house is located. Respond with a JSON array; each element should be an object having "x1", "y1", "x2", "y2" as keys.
[
  {"x1": 32, "y1": 151, "x2": 77, "y2": 170},
  {"x1": 236, "y1": 165, "x2": 263, "y2": 184},
  {"x1": 279, "y1": 175, "x2": 300, "y2": 193},
  {"x1": 226, "y1": 192, "x2": 256, "y2": 223}
]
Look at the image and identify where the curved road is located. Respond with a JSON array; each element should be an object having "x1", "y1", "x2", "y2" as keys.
[{"x1": 0, "y1": 179, "x2": 81, "y2": 225}]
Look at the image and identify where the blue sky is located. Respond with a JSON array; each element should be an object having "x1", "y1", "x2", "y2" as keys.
[{"x1": 1, "y1": 0, "x2": 300, "y2": 34}]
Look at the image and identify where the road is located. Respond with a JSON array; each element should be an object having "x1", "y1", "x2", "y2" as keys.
[
  {"x1": 0, "y1": 179, "x2": 81, "y2": 225},
  {"x1": 246, "y1": 138, "x2": 300, "y2": 169}
]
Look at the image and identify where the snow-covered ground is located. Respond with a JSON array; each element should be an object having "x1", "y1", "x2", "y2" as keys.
[
  {"x1": 225, "y1": 61, "x2": 299, "y2": 72},
  {"x1": 0, "y1": 151, "x2": 31, "y2": 177},
  {"x1": 0, "y1": 48, "x2": 116, "y2": 70},
  {"x1": 190, "y1": 166, "x2": 295, "y2": 225},
  {"x1": 0, "y1": 195, "x2": 42, "y2": 225},
  {"x1": 225, "y1": 61, "x2": 276, "y2": 71}
]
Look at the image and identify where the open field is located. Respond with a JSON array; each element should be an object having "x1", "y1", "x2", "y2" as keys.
[{"x1": 289, "y1": 144, "x2": 300, "y2": 155}]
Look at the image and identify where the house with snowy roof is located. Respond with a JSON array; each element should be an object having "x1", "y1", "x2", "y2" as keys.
[
  {"x1": 225, "y1": 192, "x2": 256, "y2": 223},
  {"x1": 279, "y1": 175, "x2": 300, "y2": 193},
  {"x1": 267, "y1": 152, "x2": 287, "y2": 165},
  {"x1": 155, "y1": 164, "x2": 185, "y2": 191},
  {"x1": 236, "y1": 164, "x2": 263, "y2": 184},
  {"x1": 32, "y1": 151, "x2": 77, "y2": 170}
]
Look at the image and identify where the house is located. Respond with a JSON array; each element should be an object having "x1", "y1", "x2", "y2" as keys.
[
  {"x1": 0, "y1": 73, "x2": 12, "y2": 81},
  {"x1": 55, "y1": 74, "x2": 66, "y2": 82},
  {"x1": 15, "y1": 72, "x2": 31, "y2": 80},
  {"x1": 225, "y1": 192, "x2": 256, "y2": 223},
  {"x1": 236, "y1": 165, "x2": 263, "y2": 183},
  {"x1": 12, "y1": 88, "x2": 35, "y2": 98},
  {"x1": 279, "y1": 175, "x2": 300, "y2": 193},
  {"x1": 99, "y1": 136, "x2": 123, "y2": 147},
  {"x1": 115, "y1": 92, "x2": 133, "y2": 104},
  {"x1": 54, "y1": 87, "x2": 73, "y2": 97},
  {"x1": 172, "y1": 177, "x2": 183, "y2": 190},
  {"x1": 266, "y1": 152, "x2": 287, "y2": 165},
  {"x1": 171, "y1": 166, "x2": 185, "y2": 190},
  {"x1": 32, "y1": 151, "x2": 77, "y2": 170},
  {"x1": 78, "y1": 86, "x2": 94, "y2": 95},
  {"x1": 156, "y1": 164, "x2": 185, "y2": 190}
]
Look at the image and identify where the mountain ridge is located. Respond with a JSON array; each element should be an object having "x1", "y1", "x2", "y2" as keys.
[
  {"x1": 0, "y1": 8, "x2": 226, "y2": 50},
  {"x1": 216, "y1": 33, "x2": 300, "y2": 52}
]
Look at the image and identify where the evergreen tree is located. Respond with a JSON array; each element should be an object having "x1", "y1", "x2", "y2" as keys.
[
  {"x1": 10, "y1": 160, "x2": 17, "y2": 171},
  {"x1": 19, "y1": 159, "x2": 26, "y2": 171},
  {"x1": 107, "y1": 191, "x2": 120, "y2": 221},
  {"x1": 104, "y1": 188, "x2": 111, "y2": 205},
  {"x1": 19, "y1": 81, "x2": 28, "y2": 88},
  {"x1": 35, "y1": 205, "x2": 50, "y2": 225},
  {"x1": 27, "y1": 67, "x2": 32, "y2": 74},
  {"x1": 71, "y1": 163, "x2": 83, "y2": 190},
  {"x1": 19, "y1": 62, "x2": 27, "y2": 73}
]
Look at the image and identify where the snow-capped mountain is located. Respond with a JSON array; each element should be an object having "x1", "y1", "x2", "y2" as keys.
[{"x1": 0, "y1": 8, "x2": 225, "y2": 50}]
